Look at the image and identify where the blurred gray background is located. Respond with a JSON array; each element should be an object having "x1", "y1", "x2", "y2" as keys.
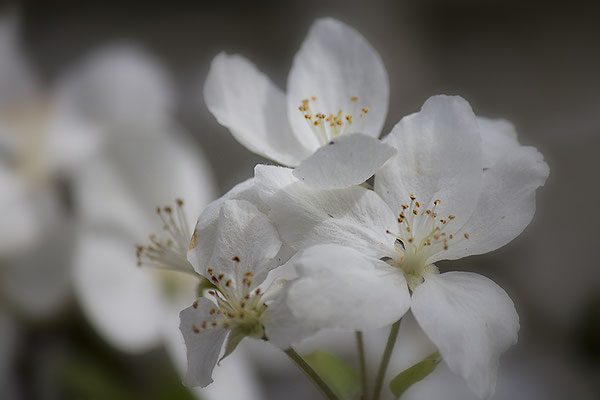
[{"x1": 14, "y1": 0, "x2": 600, "y2": 398}]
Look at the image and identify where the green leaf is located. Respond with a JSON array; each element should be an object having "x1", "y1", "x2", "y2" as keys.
[
  {"x1": 304, "y1": 349, "x2": 360, "y2": 400},
  {"x1": 389, "y1": 351, "x2": 442, "y2": 398}
]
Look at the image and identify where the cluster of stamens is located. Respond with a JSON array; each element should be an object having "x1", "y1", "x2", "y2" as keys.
[
  {"x1": 135, "y1": 199, "x2": 193, "y2": 273},
  {"x1": 387, "y1": 194, "x2": 469, "y2": 254},
  {"x1": 298, "y1": 96, "x2": 370, "y2": 145},
  {"x1": 191, "y1": 256, "x2": 267, "y2": 335}
]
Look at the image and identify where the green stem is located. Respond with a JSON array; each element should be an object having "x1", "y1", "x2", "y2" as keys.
[
  {"x1": 356, "y1": 331, "x2": 369, "y2": 400},
  {"x1": 372, "y1": 319, "x2": 401, "y2": 400},
  {"x1": 284, "y1": 348, "x2": 341, "y2": 400}
]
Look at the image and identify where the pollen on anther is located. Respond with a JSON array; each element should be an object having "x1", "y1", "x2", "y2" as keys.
[
  {"x1": 401, "y1": 204, "x2": 409, "y2": 209},
  {"x1": 409, "y1": 194, "x2": 416, "y2": 200},
  {"x1": 412, "y1": 209, "x2": 418, "y2": 215}
]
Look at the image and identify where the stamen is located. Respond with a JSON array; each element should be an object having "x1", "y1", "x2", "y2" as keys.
[{"x1": 135, "y1": 199, "x2": 194, "y2": 273}]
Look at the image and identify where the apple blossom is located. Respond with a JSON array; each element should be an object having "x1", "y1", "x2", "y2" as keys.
[
  {"x1": 203, "y1": 18, "x2": 397, "y2": 189},
  {"x1": 255, "y1": 95, "x2": 549, "y2": 399}
]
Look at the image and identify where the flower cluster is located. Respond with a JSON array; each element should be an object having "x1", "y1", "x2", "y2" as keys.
[{"x1": 142, "y1": 18, "x2": 548, "y2": 400}]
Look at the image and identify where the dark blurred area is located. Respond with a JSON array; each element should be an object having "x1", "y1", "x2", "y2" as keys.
[{"x1": 3, "y1": 0, "x2": 599, "y2": 399}]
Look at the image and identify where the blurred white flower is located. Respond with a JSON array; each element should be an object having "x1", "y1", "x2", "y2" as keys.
[
  {"x1": 204, "y1": 17, "x2": 396, "y2": 189},
  {"x1": 67, "y1": 43, "x2": 267, "y2": 400},
  {"x1": 256, "y1": 95, "x2": 549, "y2": 399}
]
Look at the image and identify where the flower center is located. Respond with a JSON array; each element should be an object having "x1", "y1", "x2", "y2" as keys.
[
  {"x1": 136, "y1": 199, "x2": 194, "y2": 274},
  {"x1": 385, "y1": 194, "x2": 470, "y2": 291},
  {"x1": 297, "y1": 96, "x2": 370, "y2": 146},
  {"x1": 193, "y1": 261, "x2": 267, "y2": 337}
]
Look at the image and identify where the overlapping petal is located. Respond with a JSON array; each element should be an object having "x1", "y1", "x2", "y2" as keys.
[
  {"x1": 411, "y1": 272, "x2": 519, "y2": 399},
  {"x1": 207, "y1": 200, "x2": 282, "y2": 285},
  {"x1": 287, "y1": 18, "x2": 389, "y2": 146},
  {"x1": 286, "y1": 244, "x2": 410, "y2": 330},
  {"x1": 256, "y1": 165, "x2": 396, "y2": 258},
  {"x1": 437, "y1": 145, "x2": 549, "y2": 263},
  {"x1": 375, "y1": 95, "x2": 483, "y2": 233},
  {"x1": 293, "y1": 133, "x2": 396, "y2": 189},
  {"x1": 204, "y1": 53, "x2": 311, "y2": 166}
]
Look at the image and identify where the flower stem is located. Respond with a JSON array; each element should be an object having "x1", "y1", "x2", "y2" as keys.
[
  {"x1": 284, "y1": 347, "x2": 341, "y2": 400},
  {"x1": 372, "y1": 319, "x2": 401, "y2": 400},
  {"x1": 356, "y1": 330, "x2": 369, "y2": 400}
]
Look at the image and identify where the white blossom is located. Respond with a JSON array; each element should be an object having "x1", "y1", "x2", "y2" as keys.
[
  {"x1": 203, "y1": 18, "x2": 396, "y2": 189},
  {"x1": 255, "y1": 95, "x2": 549, "y2": 399}
]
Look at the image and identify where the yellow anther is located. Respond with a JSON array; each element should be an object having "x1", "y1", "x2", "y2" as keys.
[
  {"x1": 402, "y1": 204, "x2": 409, "y2": 209},
  {"x1": 311, "y1": 96, "x2": 317, "y2": 101},
  {"x1": 412, "y1": 209, "x2": 418, "y2": 215},
  {"x1": 304, "y1": 114, "x2": 312, "y2": 119},
  {"x1": 314, "y1": 120, "x2": 321, "y2": 126},
  {"x1": 192, "y1": 325, "x2": 200, "y2": 333},
  {"x1": 408, "y1": 237, "x2": 414, "y2": 243},
  {"x1": 345, "y1": 115, "x2": 353, "y2": 123},
  {"x1": 361, "y1": 107, "x2": 369, "y2": 113},
  {"x1": 302, "y1": 99, "x2": 310, "y2": 105},
  {"x1": 440, "y1": 219, "x2": 447, "y2": 224},
  {"x1": 434, "y1": 199, "x2": 441, "y2": 205},
  {"x1": 415, "y1": 201, "x2": 421, "y2": 208},
  {"x1": 409, "y1": 194, "x2": 416, "y2": 200},
  {"x1": 464, "y1": 233, "x2": 470, "y2": 239},
  {"x1": 448, "y1": 214, "x2": 455, "y2": 220},
  {"x1": 350, "y1": 96, "x2": 359, "y2": 101}
]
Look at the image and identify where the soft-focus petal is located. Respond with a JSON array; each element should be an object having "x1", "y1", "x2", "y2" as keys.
[
  {"x1": 293, "y1": 133, "x2": 396, "y2": 189},
  {"x1": 256, "y1": 165, "x2": 396, "y2": 258},
  {"x1": 204, "y1": 53, "x2": 311, "y2": 166},
  {"x1": 478, "y1": 117, "x2": 520, "y2": 169},
  {"x1": 287, "y1": 18, "x2": 389, "y2": 147},
  {"x1": 55, "y1": 43, "x2": 174, "y2": 130},
  {"x1": 180, "y1": 297, "x2": 228, "y2": 387},
  {"x1": 437, "y1": 146, "x2": 549, "y2": 262},
  {"x1": 411, "y1": 272, "x2": 519, "y2": 399},
  {"x1": 74, "y1": 129, "x2": 216, "y2": 242},
  {"x1": 0, "y1": 166, "x2": 39, "y2": 254},
  {"x1": 73, "y1": 232, "x2": 164, "y2": 353},
  {"x1": 287, "y1": 244, "x2": 410, "y2": 330},
  {"x1": 375, "y1": 95, "x2": 482, "y2": 232},
  {"x1": 206, "y1": 200, "x2": 282, "y2": 286},
  {"x1": 188, "y1": 178, "x2": 264, "y2": 275},
  {"x1": 0, "y1": 14, "x2": 37, "y2": 107}
]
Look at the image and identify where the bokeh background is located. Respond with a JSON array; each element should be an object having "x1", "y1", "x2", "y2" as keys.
[{"x1": 1, "y1": 1, "x2": 599, "y2": 399}]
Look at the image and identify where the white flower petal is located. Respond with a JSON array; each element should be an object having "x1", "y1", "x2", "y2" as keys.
[
  {"x1": 262, "y1": 280, "x2": 318, "y2": 348},
  {"x1": 207, "y1": 199, "x2": 282, "y2": 286},
  {"x1": 436, "y1": 146, "x2": 549, "y2": 263},
  {"x1": 375, "y1": 95, "x2": 482, "y2": 232},
  {"x1": 0, "y1": 166, "x2": 40, "y2": 255},
  {"x1": 55, "y1": 43, "x2": 174, "y2": 129},
  {"x1": 411, "y1": 272, "x2": 519, "y2": 399},
  {"x1": 179, "y1": 297, "x2": 229, "y2": 388},
  {"x1": 204, "y1": 53, "x2": 311, "y2": 166},
  {"x1": 287, "y1": 244, "x2": 410, "y2": 330},
  {"x1": 0, "y1": 14, "x2": 38, "y2": 106},
  {"x1": 293, "y1": 133, "x2": 396, "y2": 189},
  {"x1": 478, "y1": 117, "x2": 520, "y2": 169},
  {"x1": 74, "y1": 129, "x2": 216, "y2": 242},
  {"x1": 73, "y1": 232, "x2": 163, "y2": 353},
  {"x1": 256, "y1": 165, "x2": 397, "y2": 258},
  {"x1": 287, "y1": 18, "x2": 389, "y2": 145},
  {"x1": 188, "y1": 178, "x2": 265, "y2": 275}
]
